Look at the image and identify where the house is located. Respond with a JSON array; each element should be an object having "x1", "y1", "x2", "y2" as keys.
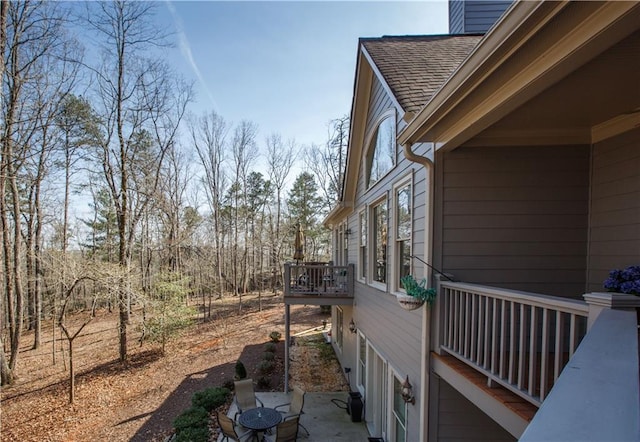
[{"x1": 308, "y1": 1, "x2": 640, "y2": 441}]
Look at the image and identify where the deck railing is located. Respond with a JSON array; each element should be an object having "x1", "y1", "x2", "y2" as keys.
[
  {"x1": 283, "y1": 263, "x2": 354, "y2": 299},
  {"x1": 435, "y1": 280, "x2": 589, "y2": 406}
]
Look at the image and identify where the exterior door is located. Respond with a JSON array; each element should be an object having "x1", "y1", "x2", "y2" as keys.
[{"x1": 366, "y1": 344, "x2": 388, "y2": 439}]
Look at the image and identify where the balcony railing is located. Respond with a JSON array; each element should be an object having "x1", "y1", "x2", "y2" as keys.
[
  {"x1": 283, "y1": 263, "x2": 354, "y2": 304},
  {"x1": 435, "y1": 280, "x2": 589, "y2": 406}
]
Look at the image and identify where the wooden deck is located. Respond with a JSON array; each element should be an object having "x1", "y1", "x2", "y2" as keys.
[{"x1": 433, "y1": 353, "x2": 538, "y2": 421}]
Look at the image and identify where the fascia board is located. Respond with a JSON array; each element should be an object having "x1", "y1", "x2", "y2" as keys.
[{"x1": 397, "y1": 0, "x2": 564, "y2": 147}]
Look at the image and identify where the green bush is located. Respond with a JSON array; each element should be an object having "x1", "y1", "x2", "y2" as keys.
[
  {"x1": 191, "y1": 387, "x2": 230, "y2": 412},
  {"x1": 262, "y1": 351, "x2": 275, "y2": 361},
  {"x1": 173, "y1": 406, "x2": 209, "y2": 432},
  {"x1": 235, "y1": 360, "x2": 247, "y2": 380},
  {"x1": 257, "y1": 376, "x2": 271, "y2": 388},
  {"x1": 175, "y1": 426, "x2": 209, "y2": 442},
  {"x1": 269, "y1": 331, "x2": 281, "y2": 343},
  {"x1": 222, "y1": 379, "x2": 235, "y2": 391},
  {"x1": 264, "y1": 342, "x2": 277, "y2": 353},
  {"x1": 258, "y1": 360, "x2": 275, "y2": 374}
]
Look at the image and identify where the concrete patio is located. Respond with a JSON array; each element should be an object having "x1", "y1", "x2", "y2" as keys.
[{"x1": 221, "y1": 391, "x2": 371, "y2": 441}]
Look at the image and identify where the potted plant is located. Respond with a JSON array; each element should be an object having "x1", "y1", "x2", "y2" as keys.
[
  {"x1": 397, "y1": 275, "x2": 436, "y2": 310},
  {"x1": 603, "y1": 265, "x2": 640, "y2": 295}
]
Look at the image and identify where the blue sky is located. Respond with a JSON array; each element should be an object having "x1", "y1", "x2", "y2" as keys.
[{"x1": 160, "y1": 1, "x2": 449, "y2": 148}]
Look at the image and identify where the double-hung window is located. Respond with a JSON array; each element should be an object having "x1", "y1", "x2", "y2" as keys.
[
  {"x1": 372, "y1": 200, "x2": 387, "y2": 284},
  {"x1": 359, "y1": 211, "x2": 367, "y2": 280},
  {"x1": 392, "y1": 375, "x2": 407, "y2": 442},
  {"x1": 395, "y1": 181, "x2": 412, "y2": 290}
]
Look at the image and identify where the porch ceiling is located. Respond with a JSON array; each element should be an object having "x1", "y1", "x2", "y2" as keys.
[{"x1": 466, "y1": 30, "x2": 640, "y2": 147}]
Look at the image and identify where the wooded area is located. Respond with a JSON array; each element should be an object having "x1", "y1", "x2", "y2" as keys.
[{"x1": 0, "y1": 1, "x2": 347, "y2": 388}]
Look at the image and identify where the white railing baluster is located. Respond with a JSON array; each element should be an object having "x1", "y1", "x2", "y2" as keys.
[
  {"x1": 554, "y1": 311, "x2": 564, "y2": 382},
  {"x1": 517, "y1": 304, "x2": 526, "y2": 390},
  {"x1": 491, "y1": 297, "x2": 499, "y2": 375},
  {"x1": 471, "y1": 293, "x2": 478, "y2": 362},
  {"x1": 483, "y1": 296, "x2": 490, "y2": 369},
  {"x1": 509, "y1": 301, "x2": 516, "y2": 384},
  {"x1": 453, "y1": 290, "x2": 460, "y2": 352},
  {"x1": 528, "y1": 306, "x2": 538, "y2": 397},
  {"x1": 569, "y1": 314, "x2": 577, "y2": 358},
  {"x1": 540, "y1": 308, "x2": 549, "y2": 401}
]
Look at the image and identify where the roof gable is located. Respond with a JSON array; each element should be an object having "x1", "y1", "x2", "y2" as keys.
[{"x1": 362, "y1": 35, "x2": 482, "y2": 114}]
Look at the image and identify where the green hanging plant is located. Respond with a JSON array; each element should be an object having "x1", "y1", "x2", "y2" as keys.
[{"x1": 400, "y1": 275, "x2": 437, "y2": 304}]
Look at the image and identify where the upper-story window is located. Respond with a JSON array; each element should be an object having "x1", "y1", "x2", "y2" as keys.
[
  {"x1": 359, "y1": 210, "x2": 367, "y2": 280},
  {"x1": 366, "y1": 115, "x2": 396, "y2": 188},
  {"x1": 372, "y1": 199, "x2": 388, "y2": 284},
  {"x1": 395, "y1": 181, "x2": 412, "y2": 291}
]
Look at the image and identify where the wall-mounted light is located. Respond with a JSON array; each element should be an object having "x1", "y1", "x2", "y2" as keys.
[
  {"x1": 348, "y1": 318, "x2": 357, "y2": 334},
  {"x1": 401, "y1": 375, "x2": 415, "y2": 405},
  {"x1": 345, "y1": 228, "x2": 352, "y2": 236}
]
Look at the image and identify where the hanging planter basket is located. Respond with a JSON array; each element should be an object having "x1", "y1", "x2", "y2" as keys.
[
  {"x1": 397, "y1": 275, "x2": 437, "y2": 311},
  {"x1": 396, "y1": 293, "x2": 425, "y2": 310}
]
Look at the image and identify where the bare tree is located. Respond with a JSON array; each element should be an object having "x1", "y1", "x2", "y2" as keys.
[
  {"x1": 189, "y1": 111, "x2": 229, "y2": 303},
  {"x1": 305, "y1": 115, "x2": 349, "y2": 213},
  {"x1": 0, "y1": 0, "x2": 73, "y2": 384},
  {"x1": 86, "y1": 1, "x2": 192, "y2": 362},
  {"x1": 265, "y1": 134, "x2": 297, "y2": 291}
]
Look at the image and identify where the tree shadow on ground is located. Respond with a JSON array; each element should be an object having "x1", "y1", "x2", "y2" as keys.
[{"x1": 130, "y1": 340, "x2": 284, "y2": 442}]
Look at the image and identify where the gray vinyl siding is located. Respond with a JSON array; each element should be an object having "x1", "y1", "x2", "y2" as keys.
[
  {"x1": 345, "y1": 74, "x2": 430, "y2": 440},
  {"x1": 587, "y1": 128, "x2": 640, "y2": 292},
  {"x1": 449, "y1": 0, "x2": 512, "y2": 34},
  {"x1": 437, "y1": 145, "x2": 590, "y2": 298},
  {"x1": 434, "y1": 377, "x2": 516, "y2": 442}
]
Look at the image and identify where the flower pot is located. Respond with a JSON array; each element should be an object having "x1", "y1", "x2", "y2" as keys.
[{"x1": 396, "y1": 293, "x2": 424, "y2": 310}]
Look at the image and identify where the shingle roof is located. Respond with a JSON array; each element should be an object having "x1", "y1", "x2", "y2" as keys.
[{"x1": 361, "y1": 35, "x2": 483, "y2": 114}]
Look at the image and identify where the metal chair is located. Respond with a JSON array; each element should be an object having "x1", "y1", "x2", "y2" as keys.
[
  {"x1": 217, "y1": 410, "x2": 253, "y2": 442},
  {"x1": 264, "y1": 416, "x2": 299, "y2": 442},
  {"x1": 274, "y1": 386, "x2": 309, "y2": 436},
  {"x1": 234, "y1": 378, "x2": 264, "y2": 420}
]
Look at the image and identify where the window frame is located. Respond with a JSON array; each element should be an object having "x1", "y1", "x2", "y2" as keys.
[
  {"x1": 390, "y1": 370, "x2": 408, "y2": 442},
  {"x1": 369, "y1": 196, "x2": 388, "y2": 290},
  {"x1": 392, "y1": 174, "x2": 414, "y2": 294},
  {"x1": 336, "y1": 307, "x2": 344, "y2": 351},
  {"x1": 358, "y1": 209, "x2": 367, "y2": 282},
  {"x1": 365, "y1": 110, "x2": 397, "y2": 190}
]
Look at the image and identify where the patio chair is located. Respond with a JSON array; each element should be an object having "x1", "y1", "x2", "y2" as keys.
[
  {"x1": 274, "y1": 386, "x2": 309, "y2": 436},
  {"x1": 264, "y1": 415, "x2": 299, "y2": 442},
  {"x1": 233, "y1": 378, "x2": 264, "y2": 420},
  {"x1": 217, "y1": 411, "x2": 253, "y2": 442}
]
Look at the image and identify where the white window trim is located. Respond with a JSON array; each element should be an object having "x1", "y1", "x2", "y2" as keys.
[
  {"x1": 391, "y1": 173, "x2": 414, "y2": 295},
  {"x1": 368, "y1": 195, "x2": 388, "y2": 292},
  {"x1": 363, "y1": 109, "x2": 397, "y2": 191},
  {"x1": 357, "y1": 208, "x2": 367, "y2": 283},
  {"x1": 389, "y1": 367, "x2": 408, "y2": 442},
  {"x1": 336, "y1": 307, "x2": 344, "y2": 352},
  {"x1": 356, "y1": 331, "x2": 367, "y2": 395}
]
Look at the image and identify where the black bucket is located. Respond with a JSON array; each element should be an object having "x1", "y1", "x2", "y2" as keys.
[{"x1": 347, "y1": 391, "x2": 364, "y2": 422}]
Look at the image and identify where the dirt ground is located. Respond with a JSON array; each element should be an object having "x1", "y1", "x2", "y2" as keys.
[{"x1": 0, "y1": 293, "x2": 349, "y2": 442}]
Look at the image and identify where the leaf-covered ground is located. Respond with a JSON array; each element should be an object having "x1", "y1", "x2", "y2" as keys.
[{"x1": 0, "y1": 293, "x2": 347, "y2": 441}]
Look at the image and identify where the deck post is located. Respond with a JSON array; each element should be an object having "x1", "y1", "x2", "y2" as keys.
[
  {"x1": 583, "y1": 292, "x2": 640, "y2": 330},
  {"x1": 284, "y1": 304, "x2": 290, "y2": 393}
]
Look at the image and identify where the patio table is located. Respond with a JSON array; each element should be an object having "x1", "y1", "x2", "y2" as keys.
[{"x1": 238, "y1": 407, "x2": 282, "y2": 440}]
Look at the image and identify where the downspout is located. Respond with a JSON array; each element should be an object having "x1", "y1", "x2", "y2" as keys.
[{"x1": 402, "y1": 142, "x2": 434, "y2": 442}]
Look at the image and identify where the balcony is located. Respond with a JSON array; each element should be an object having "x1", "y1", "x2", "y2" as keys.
[
  {"x1": 283, "y1": 263, "x2": 354, "y2": 306},
  {"x1": 433, "y1": 279, "x2": 640, "y2": 439}
]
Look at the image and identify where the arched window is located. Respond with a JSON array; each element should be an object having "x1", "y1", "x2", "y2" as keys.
[{"x1": 366, "y1": 115, "x2": 395, "y2": 188}]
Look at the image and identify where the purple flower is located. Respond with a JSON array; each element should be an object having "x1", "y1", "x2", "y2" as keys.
[{"x1": 603, "y1": 265, "x2": 640, "y2": 295}]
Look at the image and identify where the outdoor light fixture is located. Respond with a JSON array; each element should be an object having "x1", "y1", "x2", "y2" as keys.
[
  {"x1": 348, "y1": 318, "x2": 357, "y2": 334},
  {"x1": 345, "y1": 228, "x2": 352, "y2": 236},
  {"x1": 401, "y1": 375, "x2": 415, "y2": 405}
]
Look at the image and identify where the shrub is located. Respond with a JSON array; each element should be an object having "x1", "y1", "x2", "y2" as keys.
[
  {"x1": 262, "y1": 351, "x2": 275, "y2": 361},
  {"x1": 222, "y1": 379, "x2": 235, "y2": 391},
  {"x1": 175, "y1": 426, "x2": 209, "y2": 442},
  {"x1": 269, "y1": 331, "x2": 281, "y2": 343},
  {"x1": 264, "y1": 342, "x2": 277, "y2": 353},
  {"x1": 258, "y1": 360, "x2": 275, "y2": 374},
  {"x1": 173, "y1": 406, "x2": 209, "y2": 432},
  {"x1": 257, "y1": 376, "x2": 271, "y2": 388},
  {"x1": 191, "y1": 387, "x2": 230, "y2": 412},
  {"x1": 235, "y1": 360, "x2": 247, "y2": 380}
]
